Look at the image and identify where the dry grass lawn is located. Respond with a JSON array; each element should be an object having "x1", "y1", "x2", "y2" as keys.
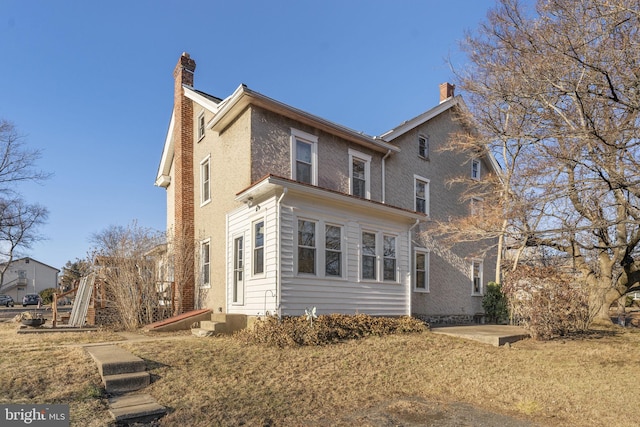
[{"x1": 1, "y1": 320, "x2": 639, "y2": 426}]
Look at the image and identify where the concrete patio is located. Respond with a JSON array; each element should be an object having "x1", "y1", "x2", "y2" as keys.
[{"x1": 430, "y1": 325, "x2": 530, "y2": 347}]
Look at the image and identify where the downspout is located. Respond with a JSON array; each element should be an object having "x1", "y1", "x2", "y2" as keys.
[
  {"x1": 275, "y1": 187, "x2": 288, "y2": 317},
  {"x1": 381, "y1": 149, "x2": 392, "y2": 204}
]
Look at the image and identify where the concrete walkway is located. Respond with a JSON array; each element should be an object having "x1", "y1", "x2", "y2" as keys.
[{"x1": 430, "y1": 325, "x2": 529, "y2": 347}]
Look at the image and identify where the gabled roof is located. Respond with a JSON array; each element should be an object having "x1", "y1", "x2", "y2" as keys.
[
  {"x1": 379, "y1": 95, "x2": 462, "y2": 142},
  {"x1": 380, "y1": 95, "x2": 503, "y2": 177},
  {"x1": 156, "y1": 84, "x2": 400, "y2": 187}
]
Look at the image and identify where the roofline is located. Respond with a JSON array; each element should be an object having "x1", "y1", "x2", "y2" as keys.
[
  {"x1": 209, "y1": 85, "x2": 400, "y2": 154},
  {"x1": 155, "y1": 110, "x2": 175, "y2": 187},
  {"x1": 380, "y1": 95, "x2": 461, "y2": 141},
  {"x1": 235, "y1": 175, "x2": 427, "y2": 222},
  {"x1": 0, "y1": 257, "x2": 61, "y2": 273}
]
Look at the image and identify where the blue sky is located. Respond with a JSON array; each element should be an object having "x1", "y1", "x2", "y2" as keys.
[{"x1": 0, "y1": 0, "x2": 495, "y2": 271}]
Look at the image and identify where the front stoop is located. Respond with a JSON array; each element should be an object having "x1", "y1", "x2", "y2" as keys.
[
  {"x1": 191, "y1": 314, "x2": 252, "y2": 337},
  {"x1": 109, "y1": 393, "x2": 166, "y2": 424},
  {"x1": 85, "y1": 345, "x2": 166, "y2": 423}
]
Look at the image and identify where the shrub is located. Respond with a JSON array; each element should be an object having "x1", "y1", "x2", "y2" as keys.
[
  {"x1": 502, "y1": 266, "x2": 590, "y2": 340},
  {"x1": 482, "y1": 282, "x2": 509, "y2": 324},
  {"x1": 39, "y1": 288, "x2": 57, "y2": 305},
  {"x1": 236, "y1": 314, "x2": 428, "y2": 347}
]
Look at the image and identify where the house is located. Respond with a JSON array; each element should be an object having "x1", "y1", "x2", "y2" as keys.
[
  {"x1": 155, "y1": 53, "x2": 498, "y2": 326},
  {"x1": 0, "y1": 257, "x2": 60, "y2": 302}
]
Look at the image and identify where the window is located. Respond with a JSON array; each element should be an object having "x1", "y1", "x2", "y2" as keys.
[
  {"x1": 383, "y1": 235, "x2": 397, "y2": 281},
  {"x1": 470, "y1": 197, "x2": 483, "y2": 216},
  {"x1": 253, "y1": 220, "x2": 265, "y2": 275},
  {"x1": 348, "y1": 149, "x2": 371, "y2": 199},
  {"x1": 472, "y1": 260, "x2": 483, "y2": 295},
  {"x1": 201, "y1": 240, "x2": 210, "y2": 288},
  {"x1": 291, "y1": 128, "x2": 318, "y2": 185},
  {"x1": 418, "y1": 135, "x2": 429, "y2": 159},
  {"x1": 325, "y1": 224, "x2": 342, "y2": 276},
  {"x1": 200, "y1": 156, "x2": 211, "y2": 205},
  {"x1": 197, "y1": 111, "x2": 205, "y2": 140},
  {"x1": 233, "y1": 236, "x2": 244, "y2": 304},
  {"x1": 472, "y1": 159, "x2": 481, "y2": 180},
  {"x1": 362, "y1": 231, "x2": 377, "y2": 280},
  {"x1": 298, "y1": 219, "x2": 316, "y2": 274},
  {"x1": 415, "y1": 250, "x2": 429, "y2": 291},
  {"x1": 414, "y1": 176, "x2": 430, "y2": 214}
]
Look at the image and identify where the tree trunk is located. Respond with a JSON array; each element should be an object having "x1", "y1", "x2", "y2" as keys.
[{"x1": 589, "y1": 284, "x2": 622, "y2": 326}]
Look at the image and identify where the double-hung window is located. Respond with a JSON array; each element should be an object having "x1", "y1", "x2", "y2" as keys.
[
  {"x1": 472, "y1": 260, "x2": 483, "y2": 295},
  {"x1": 297, "y1": 219, "x2": 316, "y2": 274},
  {"x1": 197, "y1": 111, "x2": 205, "y2": 140},
  {"x1": 348, "y1": 149, "x2": 371, "y2": 199},
  {"x1": 415, "y1": 249, "x2": 429, "y2": 291},
  {"x1": 253, "y1": 220, "x2": 265, "y2": 275},
  {"x1": 200, "y1": 156, "x2": 211, "y2": 205},
  {"x1": 383, "y1": 235, "x2": 397, "y2": 281},
  {"x1": 201, "y1": 239, "x2": 210, "y2": 288},
  {"x1": 418, "y1": 135, "x2": 429, "y2": 159},
  {"x1": 414, "y1": 175, "x2": 430, "y2": 215},
  {"x1": 361, "y1": 231, "x2": 377, "y2": 280},
  {"x1": 325, "y1": 224, "x2": 342, "y2": 276},
  {"x1": 472, "y1": 159, "x2": 481, "y2": 180},
  {"x1": 291, "y1": 128, "x2": 318, "y2": 185}
]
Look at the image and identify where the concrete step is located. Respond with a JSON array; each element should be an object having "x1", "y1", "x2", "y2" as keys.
[
  {"x1": 85, "y1": 345, "x2": 146, "y2": 376},
  {"x1": 103, "y1": 371, "x2": 150, "y2": 394},
  {"x1": 191, "y1": 328, "x2": 215, "y2": 337},
  {"x1": 108, "y1": 393, "x2": 166, "y2": 424},
  {"x1": 198, "y1": 320, "x2": 227, "y2": 333}
]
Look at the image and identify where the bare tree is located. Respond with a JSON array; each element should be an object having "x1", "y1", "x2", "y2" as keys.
[
  {"x1": 0, "y1": 120, "x2": 51, "y2": 287},
  {"x1": 450, "y1": 0, "x2": 640, "y2": 324},
  {"x1": 90, "y1": 221, "x2": 164, "y2": 330}
]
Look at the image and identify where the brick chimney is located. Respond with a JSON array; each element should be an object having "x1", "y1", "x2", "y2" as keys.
[
  {"x1": 173, "y1": 52, "x2": 196, "y2": 313},
  {"x1": 439, "y1": 82, "x2": 455, "y2": 103}
]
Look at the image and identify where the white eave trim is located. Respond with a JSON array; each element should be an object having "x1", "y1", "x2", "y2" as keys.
[
  {"x1": 209, "y1": 84, "x2": 400, "y2": 154},
  {"x1": 183, "y1": 86, "x2": 222, "y2": 113},
  {"x1": 155, "y1": 111, "x2": 175, "y2": 187}
]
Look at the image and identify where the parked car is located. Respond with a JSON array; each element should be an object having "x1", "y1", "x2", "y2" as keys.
[
  {"x1": 22, "y1": 294, "x2": 42, "y2": 307},
  {"x1": 0, "y1": 295, "x2": 14, "y2": 307}
]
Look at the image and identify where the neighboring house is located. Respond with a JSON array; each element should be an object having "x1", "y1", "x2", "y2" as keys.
[
  {"x1": 156, "y1": 53, "x2": 498, "y2": 325},
  {"x1": 0, "y1": 257, "x2": 60, "y2": 302}
]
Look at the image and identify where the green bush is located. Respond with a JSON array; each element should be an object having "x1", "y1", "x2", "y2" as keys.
[
  {"x1": 235, "y1": 314, "x2": 428, "y2": 347},
  {"x1": 39, "y1": 288, "x2": 57, "y2": 305},
  {"x1": 482, "y1": 282, "x2": 509, "y2": 324}
]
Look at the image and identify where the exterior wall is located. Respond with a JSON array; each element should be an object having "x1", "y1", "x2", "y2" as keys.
[
  {"x1": 193, "y1": 106, "x2": 253, "y2": 312},
  {"x1": 0, "y1": 259, "x2": 59, "y2": 302},
  {"x1": 226, "y1": 190, "x2": 413, "y2": 317},
  {"x1": 384, "y1": 108, "x2": 496, "y2": 319},
  {"x1": 251, "y1": 107, "x2": 383, "y2": 200}
]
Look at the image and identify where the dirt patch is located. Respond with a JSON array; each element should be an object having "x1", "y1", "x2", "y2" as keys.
[{"x1": 319, "y1": 397, "x2": 538, "y2": 427}]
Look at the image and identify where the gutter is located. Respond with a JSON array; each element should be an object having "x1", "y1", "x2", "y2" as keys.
[{"x1": 275, "y1": 188, "x2": 288, "y2": 317}]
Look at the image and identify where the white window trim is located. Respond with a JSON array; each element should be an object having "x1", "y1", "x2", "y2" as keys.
[
  {"x1": 382, "y1": 233, "x2": 398, "y2": 282},
  {"x1": 294, "y1": 217, "x2": 345, "y2": 279},
  {"x1": 471, "y1": 259, "x2": 484, "y2": 296},
  {"x1": 200, "y1": 238, "x2": 211, "y2": 289},
  {"x1": 470, "y1": 197, "x2": 483, "y2": 216},
  {"x1": 414, "y1": 174, "x2": 430, "y2": 215},
  {"x1": 231, "y1": 233, "x2": 245, "y2": 305},
  {"x1": 348, "y1": 148, "x2": 371, "y2": 199},
  {"x1": 472, "y1": 159, "x2": 481, "y2": 180},
  {"x1": 197, "y1": 110, "x2": 206, "y2": 141},
  {"x1": 418, "y1": 134, "x2": 429, "y2": 159},
  {"x1": 414, "y1": 248, "x2": 430, "y2": 292},
  {"x1": 290, "y1": 128, "x2": 318, "y2": 185},
  {"x1": 252, "y1": 219, "x2": 266, "y2": 277},
  {"x1": 200, "y1": 155, "x2": 211, "y2": 206},
  {"x1": 296, "y1": 218, "x2": 317, "y2": 276}
]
